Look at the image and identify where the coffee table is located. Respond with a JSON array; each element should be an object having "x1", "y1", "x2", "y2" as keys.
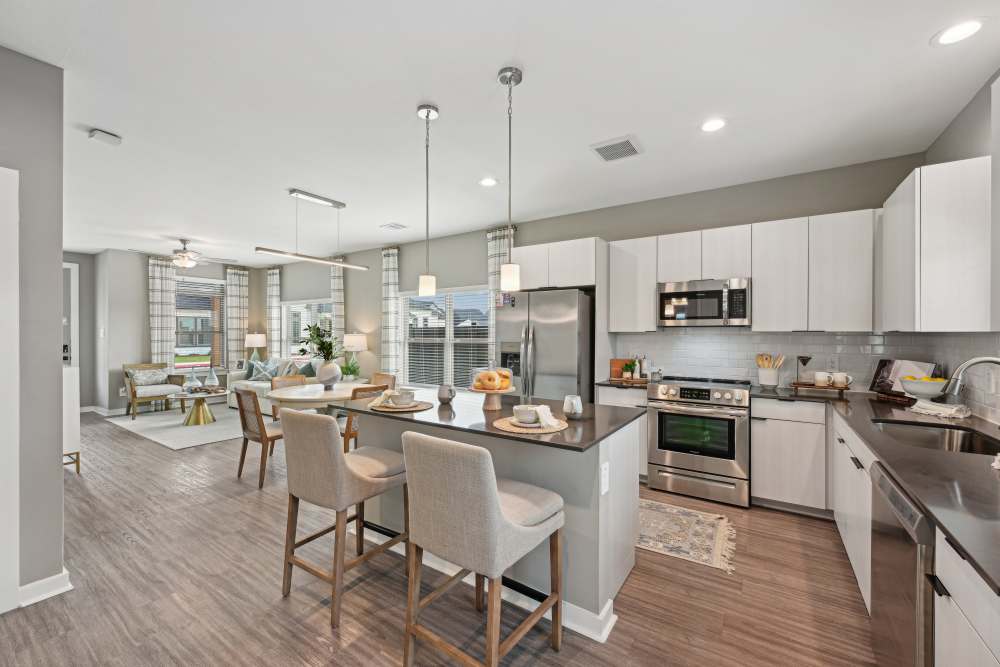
[{"x1": 168, "y1": 390, "x2": 230, "y2": 426}]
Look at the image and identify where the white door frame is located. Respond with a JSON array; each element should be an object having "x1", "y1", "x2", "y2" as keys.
[
  {"x1": 0, "y1": 167, "x2": 20, "y2": 613},
  {"x1": 62, "y1": 262, "x2": 79, "y2": 367}
]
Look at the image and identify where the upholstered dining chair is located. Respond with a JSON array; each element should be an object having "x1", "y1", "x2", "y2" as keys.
[
  {"x1": 280, "y1": 410, "x2": 408, "y2": 627},
  {"x1": 372, "y1": 372, "x2": 396, "y2": 389},
  {"x1": 270, "y1": 374, "x2": 307, "y2": 421},
  {"x1": 401, "y1": 432, "x2": 564, "y2": 667},
  {"x1": 341, "y1": 384, "x2": 389, "y2": 453},
  {"x1": 234, "y1": 388, "x2": 283, "y2": 489}
]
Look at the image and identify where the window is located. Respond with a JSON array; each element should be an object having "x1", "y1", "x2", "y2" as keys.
[
  {"x1": 175, "y1": 278, "x2": 226, "y2": 369},
  {"x1": 400, "y1": 287, "x2": 491, "y2": 387},
  {"x1": 281, "y1": 300, "x2": 333, "y2": 358}
]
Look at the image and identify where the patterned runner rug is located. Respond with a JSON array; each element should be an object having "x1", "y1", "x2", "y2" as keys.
[{"x1": 637, "y1": 498, "x2": 736, "y2": 573}]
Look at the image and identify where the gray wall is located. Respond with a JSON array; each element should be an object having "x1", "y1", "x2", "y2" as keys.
[
  {"x1": 63, "y1": 252, "x2": 96, "y2": 406},
  {"x1": 0, "y1": 46, "x2": 64, "y2": 586},
  {"x1": 925, "y1": 66, "x2": 999, "y2": 166},
  {"x1": 94, "y1": 250, "x2": 150, "y2": 410}
]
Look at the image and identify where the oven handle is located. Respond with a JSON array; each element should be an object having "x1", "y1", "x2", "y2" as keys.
[
  {"x1": 657, "y1": 469, "x2": 738, "y2": 489},
  {"x1": 648, "y1": 402, "x2": 748, "y2": 420}
]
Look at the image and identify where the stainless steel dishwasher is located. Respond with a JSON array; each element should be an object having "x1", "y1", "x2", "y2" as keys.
[{"x1": 870, "y1": 463, "x2": 935, "y2": 667}]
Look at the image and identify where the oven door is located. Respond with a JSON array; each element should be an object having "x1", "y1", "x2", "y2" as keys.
[
  {"x1": 658, "y1": 284, "x2": 725, "y2": 326},
  {"x1": 647, "y1": 402, "x2": 749, "y2": 479}
]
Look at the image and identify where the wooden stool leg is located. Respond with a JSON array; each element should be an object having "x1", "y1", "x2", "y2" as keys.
[
  {"x1": 180, "y1": 398, "x2": 186, "y2": 414},
  {"x1": 550, "y1": 528, "x2": 563, "y2": 650},
  {"x1": 74, "y1": 452, "x2": 80, "y2": 475},
  {"x1": 257, "y1": 439, "x2": 269, "y2": 489},
  {"x1": 331, "y1": 509, "x2": 348, "y2": 627},
  {"x1": 237, "y1": 437, "x2": 249, "y2": 478},
  {"x1": 485, "y1": 577, "x2": 502, "y2": 667},
  {"x1": 475, "y1": 574, "x2": 485, "y2": 612},
  {"x1": 282, "y1": 495, "x2": 299, "y2": 597},
  {"x1": 403, "y1": 543, "x2": 423, "y2": 667},
  {"x1": 355, "y1": 502, "x2": 365, "y2": 556}
]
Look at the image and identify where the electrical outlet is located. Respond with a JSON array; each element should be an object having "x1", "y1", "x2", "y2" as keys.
[
  {"x1": 600, "y1": 462, "x2": 610, "y2": 495},
  {"x1": 119, "y1": 386, "x2": 126, "y2": 397}
]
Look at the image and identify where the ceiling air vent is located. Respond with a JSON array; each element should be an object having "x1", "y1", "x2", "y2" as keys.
[
  {"x1": 590, "y1": 136, "x2": 641, "y2": 162},
  {"x1": 380, "y1": 222, "x2": 407, "y2": 231}
]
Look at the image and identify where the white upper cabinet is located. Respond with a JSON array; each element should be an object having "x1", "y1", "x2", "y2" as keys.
[
  {"x1": 701, "y1": 224, "x2": 752, "y2": 279},
  {"x1": 548, "y1": 237, "x2": 597, "y2": 287},
  {"x1": 510, "y1": 244, "x2": 549, "y2": 290},
  {"x1": 809, "y1": 210, "x2": 874, "y2": 332},
  {"x1": 751, "y1": 218, "x2": 809, "y2": 331},
  {"x1": 878, "y1": 156, "x2": 991, "y2": 332},
  {"x1": 609, "y1": 237, "x2": 657, "y2": 332},
  {"x1": 656, "y1": 231, "x2": 701, "y2": 283}
]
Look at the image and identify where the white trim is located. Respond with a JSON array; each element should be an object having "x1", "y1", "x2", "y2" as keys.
[
  {"x1": 62, "y1": 262, "x2": 79, "y2": 368},
  {"x1": 399, "y1": 283, "x2": 489, "y2": 297},
  {"x1": 81, "y1": 405, "x2": 127, "y2": 417},
  {"x1": 349, "y1": 528, "x2": 618, "y2": 643},
  {"x1": 279, "y1": 297, "x2": 334, "y2": 306},
  {"x1": 0, "y1": 167, "x2": 18, "y2": 615},
  {"x1": 18, "y1": 568, "x2": 72, "y2": 607}
]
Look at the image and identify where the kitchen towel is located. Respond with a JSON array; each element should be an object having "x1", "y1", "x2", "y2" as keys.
[{"x1": 535, "y1": 405, "x2": 560, "y2": 428}]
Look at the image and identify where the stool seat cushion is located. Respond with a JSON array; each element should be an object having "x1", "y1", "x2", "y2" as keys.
[
  {"x1": 346, "y1": 446, "x2": 406, "y2": 479},
  {"x1": 497, "y1": 478, "x2": 564, "y2": 527}
]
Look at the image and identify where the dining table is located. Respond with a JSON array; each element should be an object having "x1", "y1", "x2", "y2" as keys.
[{"x1": 266, "y1": 381, "x2": 377, "y2": 415}]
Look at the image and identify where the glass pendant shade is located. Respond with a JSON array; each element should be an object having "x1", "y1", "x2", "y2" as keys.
[
  {"x1": 418, "y1": 274, "x2": 437, "y2": 296},
  {"x1": 499, "y1": 262, "x2": 520, "y2": 292}
]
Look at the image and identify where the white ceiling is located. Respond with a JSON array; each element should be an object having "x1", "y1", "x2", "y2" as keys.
[{"x1": 2, "y1": 1, "x2": 999, "y2": 266}]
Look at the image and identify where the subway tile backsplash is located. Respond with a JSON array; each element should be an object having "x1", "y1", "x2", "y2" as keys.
[{"x1": 615, "y1": 329, "x2": 1000, "y2": 423}]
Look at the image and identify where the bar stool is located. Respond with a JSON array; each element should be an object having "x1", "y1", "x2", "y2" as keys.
[
  {"x1": 401, "y1": 432, "x2": 564, "y2": 667},
  {"x1": 280, "y1": 409, "x2": 409, "y2": 627}
]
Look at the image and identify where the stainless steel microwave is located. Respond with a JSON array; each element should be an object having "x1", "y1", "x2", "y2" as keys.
[{"x1": 657, "y1": 278, "x2": 750, "y2": 327}]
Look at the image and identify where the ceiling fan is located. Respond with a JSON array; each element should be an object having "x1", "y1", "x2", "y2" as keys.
[{"x1": 128, "y1": 238, "x2": 238, "y2": 268}]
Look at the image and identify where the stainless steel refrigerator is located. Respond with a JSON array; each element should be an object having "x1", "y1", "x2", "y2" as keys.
[{"x1": 496, "y1": 289, "x2": 594, "y2": 403}]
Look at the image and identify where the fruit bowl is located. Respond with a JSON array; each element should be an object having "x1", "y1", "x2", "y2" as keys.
[
  {"x1": 471, "y1": 366, "x2": 515, "y2": 410},
  {"x1": 900, "y1": 377, "x2": 948, "y2": 400}
]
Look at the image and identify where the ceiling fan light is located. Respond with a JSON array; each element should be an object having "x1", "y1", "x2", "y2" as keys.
[
  {"x1": 500, "y1": 263, "x2": 520, "y2": 292},
  {"x1": 172, "y1": 255, "x2": 196, "y2": 268},
  {"x1": 417, "y1": 274, "x2": 437, "y2": 297}
]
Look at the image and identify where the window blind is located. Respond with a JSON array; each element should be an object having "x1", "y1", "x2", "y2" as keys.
[
  {"x1": 400, "y1": 288, "x2": 490, "y2": 387},
  {"x1": 175, "y1": 279, "x2": 226, "y2": 368}
]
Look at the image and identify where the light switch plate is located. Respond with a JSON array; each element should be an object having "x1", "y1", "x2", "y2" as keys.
[{"x1": 600, "y1": 462, "x2": 610, "y2": 495}]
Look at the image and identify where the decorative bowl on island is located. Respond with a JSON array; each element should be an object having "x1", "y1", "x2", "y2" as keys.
[{"x1": 900, "y1": 376, "x2": 947, "y2": 400}]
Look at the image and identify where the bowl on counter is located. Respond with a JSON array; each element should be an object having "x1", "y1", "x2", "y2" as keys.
[{"x1": 900, "y1": 377, "x2": 947, "y2": 400}]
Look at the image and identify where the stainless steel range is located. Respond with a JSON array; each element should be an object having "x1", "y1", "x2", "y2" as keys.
[{"x1": 647, "y1": 377, "x2": 750, "y2": 507}]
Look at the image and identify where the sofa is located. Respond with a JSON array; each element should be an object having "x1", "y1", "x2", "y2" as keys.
[{"x1": 227, "y1": 357, "x2": 320, "y2": 413}]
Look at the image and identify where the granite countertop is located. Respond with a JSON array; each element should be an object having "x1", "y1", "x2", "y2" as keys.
[
  {"x1": 749, "y1": 385, "x2": 847, "y2": 403},
  {"x1": 595, "y1": 380, "x2": 650, "y2": 389},
  {"x1": 340, "y1": 389, "x2": 645, "y2": 453}
]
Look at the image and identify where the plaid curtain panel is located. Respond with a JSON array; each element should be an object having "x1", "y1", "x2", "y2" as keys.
[
  {"x1": 486, "y1": 226, "x2": 512, "y2": 365},
  {"x1": 226, "y1": 267, "x2": 249, "y2": 366},
  {"x1": 266, "y1": 268, "x2": 282, "y2": 358},
  {"x1": 147, "y1": 257, "x2": 177, "y2": 365},
  {"x1": 380, "y1": 247, "x2": 400, "y2": 374},
  {"x1": 330, "y1": 259, "x2": 346, "y2": 342}
]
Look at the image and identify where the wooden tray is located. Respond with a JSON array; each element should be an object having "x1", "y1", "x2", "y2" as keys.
[
  {"x1": 492, "y1": 417, "x2": 568, "y2": 435},
  {"x1": 608, "y1": 378, "x2": 648, "y2": 386},
  {"x1": 371, "y1": 401, "x2": 434, "y2": 413},
  {"x1": 788, "y1": 381, "x2": 851, "y2": 398}
]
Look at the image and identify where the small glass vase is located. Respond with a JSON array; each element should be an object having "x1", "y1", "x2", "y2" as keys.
[
  {"x1": 204, "y1": 366, "x2": 219, "y2": 387},
  {"x1": 183, "y1": 368, "x2": 202, "y2": 392}
]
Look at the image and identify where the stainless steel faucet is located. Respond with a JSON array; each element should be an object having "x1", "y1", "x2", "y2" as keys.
[{"x1": 945, "y1": 357, "x2": 1000, "y2": 396}]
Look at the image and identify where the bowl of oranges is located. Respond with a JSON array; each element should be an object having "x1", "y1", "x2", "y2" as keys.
[{"x1": 900, "y1": 375, "x2": 947, "y2": 399}]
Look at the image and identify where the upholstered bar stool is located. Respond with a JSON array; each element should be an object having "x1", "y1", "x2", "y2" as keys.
[
  {"x1": 280, "y1": 410, "x2": 409, "y2": 627},
  {"x1": 401, "y1": 432, "x2": 564, "y2": 667}
]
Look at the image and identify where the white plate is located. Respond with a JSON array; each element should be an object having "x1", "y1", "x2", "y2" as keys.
[{"x1": 511, "y1": 419, "x2": 541, "y2": 428}]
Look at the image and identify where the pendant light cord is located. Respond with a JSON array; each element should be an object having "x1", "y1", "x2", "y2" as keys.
[
  {"x1": 507, "y1": 80, "x2": 514, "y2": 260},
  {"x1": 425, "y1": 115, "x2": 430, "y2": 276},
  {"x1": 295, "y1": 195, "x2": 300, "y2": 254}
]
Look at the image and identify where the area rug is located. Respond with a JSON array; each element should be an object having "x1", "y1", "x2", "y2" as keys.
[
  {"x1": 637, "y1": 499, "x2": 736, "y2": 573},
  {"x1": 108, "y1": 404, "x2": 243, "y2": 451}
]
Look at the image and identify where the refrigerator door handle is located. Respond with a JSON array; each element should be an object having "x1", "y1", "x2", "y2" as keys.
[
  {"x1": 527, "y1": 325, "x2": 535, "y2": 399},
  {"x1": 519, "y1": 325, "x2": 528, "y2": 398}
]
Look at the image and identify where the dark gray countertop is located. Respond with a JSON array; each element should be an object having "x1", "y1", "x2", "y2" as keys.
[
  {"x1": 749, "y1": 385, "x2": 850, "y2": 403},
  {"x1": 340, "y1": 389, "x2": 646, "y2": 453},
  {"x1": 595, "y1": 380, "x2": 650, "y2": 389}
]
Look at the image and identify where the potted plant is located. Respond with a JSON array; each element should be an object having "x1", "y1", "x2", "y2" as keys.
[
  {"x1": 299, "y1": 324, "x2": 344, "y2": 389},
  {"x1": 622, "y1": 360, "x2": 636, "y2": 380},
  {"x1": 340, "y1": 357, "x2": 361, "y2": 382}
]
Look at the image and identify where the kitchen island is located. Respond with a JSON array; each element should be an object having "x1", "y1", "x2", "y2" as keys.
[{"x1": 341, "y1": 389, "x2": 645, "y2": 642}]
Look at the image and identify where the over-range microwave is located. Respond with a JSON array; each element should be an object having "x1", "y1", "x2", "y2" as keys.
[{"x1": 657, "y1": 278, "x2": 750, "y2": 327}]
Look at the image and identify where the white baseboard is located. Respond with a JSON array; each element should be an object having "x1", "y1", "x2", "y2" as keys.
[
  {"x1": 349, "y1": 527, "x2": 617, "y2": 643},
  {"x1": 81, "y1": 405, "x2": 126, "y2": 417},
  {"x1": 19, "y1": 567, "x2": 72, "y2": 607}
]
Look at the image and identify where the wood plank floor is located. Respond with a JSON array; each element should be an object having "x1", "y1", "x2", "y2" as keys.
[{"x1": 0, "y1": 412, "x2": 875, "y2": 666}]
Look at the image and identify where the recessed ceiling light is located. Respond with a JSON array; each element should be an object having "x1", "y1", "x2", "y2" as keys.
[
  {"x1": 479, "y1": 177, "x2": 498, "y2": 187},
  {"x1": 701, "y1": 118, "x2": 726, "y2": 133},
  {"x1": 933, "y1": 19, "x2": 983, "y2": 46}
]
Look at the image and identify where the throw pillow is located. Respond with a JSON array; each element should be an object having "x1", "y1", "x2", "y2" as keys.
[
  {"x1": 248, "y1": 359, "x2": 279, "y2": 382},
  {"x1": 297, "y1": 360, "x2": 317, "y2": 377},
  {"x1": 130, "y1": 369, "x2": 169, "y2": 386}
]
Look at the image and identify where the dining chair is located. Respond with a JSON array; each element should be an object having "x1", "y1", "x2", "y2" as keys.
[
  {"x1": 401, "y1": 431, "x2": 564, "y2": 667},
  {"x1": 234, "y1": 388, "x2": 284, "y2": 488},
  {"x1": 372, "y1": 372, "x2": 397, "y2": 389},
  {"x1": 270, "y1": 374, "x2": 307, "y2": 421},
  {"x1": 280, "y1": 409, "x2": 409, "y2": 627},
  {"x1": 342, "y1": 384, "x2": 389, "y2": 453}
]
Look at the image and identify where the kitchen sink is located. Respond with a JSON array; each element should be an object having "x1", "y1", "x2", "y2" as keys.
[{"x1": 872, "y1": 420, "x2": 1000, "y2": 456}]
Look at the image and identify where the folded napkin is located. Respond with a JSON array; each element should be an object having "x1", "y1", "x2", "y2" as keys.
[
  {"x1": 368, "y1": 390, "x2": 394, "y2": 408},
  {"x1": 908, "y1": 400, "x2": 971, "y2": 419},
  {"x1": 535, "y1": 405, "x2": 560, "y2": 428}
]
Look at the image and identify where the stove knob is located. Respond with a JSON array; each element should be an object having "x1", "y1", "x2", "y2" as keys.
[
  {"x1": 667, "y1": 388, "x2": 677, "y2": 396},
  {"x1": 732, "y1": 391, "x2": 743, "y2": 401},
  {"x1": 723, "y1": 392, "x2": 732, "y2": 400},
  {"x1": 712, "y1": 391, "x2": 722, "y2": 399}
]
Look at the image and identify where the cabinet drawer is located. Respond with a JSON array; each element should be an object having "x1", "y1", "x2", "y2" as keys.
[
  {"x1": 936, "y1": 531, "x2": 1000, "y2": 660},
  {"x1": 832, "y1": 411, "x2": 876, "y2": 470},
  {"x1": 936, "y1": 589, "x2": 1000, "y2": 666},
  {"x1": 750, "y1": 398, "x2": 825, "y2": 424},
  {"x1": 596, "y1": 386, "x2": 647, "y2": 408}
]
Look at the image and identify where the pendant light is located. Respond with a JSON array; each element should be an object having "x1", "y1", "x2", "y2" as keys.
[
  {"x1": 417, "y1": 103, "x2": 439, "y2": 296},
  {"x1": 498, "y1": 66, "x2": 523, "y2": 292}
]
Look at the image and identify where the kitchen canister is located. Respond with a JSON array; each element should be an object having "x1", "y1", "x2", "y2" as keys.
[{"x1": 758, "y1": 368, "x2": 779, "y2": 387}]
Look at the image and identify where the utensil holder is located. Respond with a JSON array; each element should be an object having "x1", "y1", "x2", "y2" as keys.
[{"x1": 758, "y1": 368, "x2": 779, "y2": 387}]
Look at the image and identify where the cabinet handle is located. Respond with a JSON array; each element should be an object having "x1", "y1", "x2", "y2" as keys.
[
  {"x1": 926, "y1": 574, "x2": 950, "y2": 598},
  {"x1": 850, "y1": 456, "x2": 863, "y2": 470},
  {"x1": 836, "y1": 437, "x2": 846, "y2": 444},
  {"x1": 750, "y1": 416, "x2": 767, "y2": 421}
]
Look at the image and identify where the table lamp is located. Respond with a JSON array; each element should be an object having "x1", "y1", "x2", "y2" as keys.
[
  {"x1": 245, "y1": 333, "x2": 267, "y2": 363},
  {"x1": 343, "y1": 333, "x2": 367, "y2": 365}
]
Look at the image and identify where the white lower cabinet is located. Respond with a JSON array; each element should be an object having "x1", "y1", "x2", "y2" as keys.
[
  {"x1": 596, "y1": 386, "x2": 648, "y2": 479},
  {"x1": 750, "y1": 400, "x2": 826, "y2": 509},
  {"x1": 935, "y1": 531, "x2": 1000, "y2": 663},
  {"x1": 936, "y1": 592, "x2": 1000, "y2": 667},
  {"x1": 831, "y1": 423, "x2": 872, "y2": 612}
]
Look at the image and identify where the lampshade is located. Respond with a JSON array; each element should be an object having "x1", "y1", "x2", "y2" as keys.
[
  {"x1": 500, "y1": 262, "x2": 521, "y2": 292},
  {"x1": 244, "y1": 333, "x2": 266, "y2": 348},
  {"x1": 343, "y1": 333, "x2": 368, "y2": 352},
  {"x1": 418, "y1": 274, "x2": 437, "y2": 296}
]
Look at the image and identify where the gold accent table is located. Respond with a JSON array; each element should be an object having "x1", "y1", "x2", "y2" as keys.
[{"x1": 167, "y1": 390, "x2": 230, "y2": 426}]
